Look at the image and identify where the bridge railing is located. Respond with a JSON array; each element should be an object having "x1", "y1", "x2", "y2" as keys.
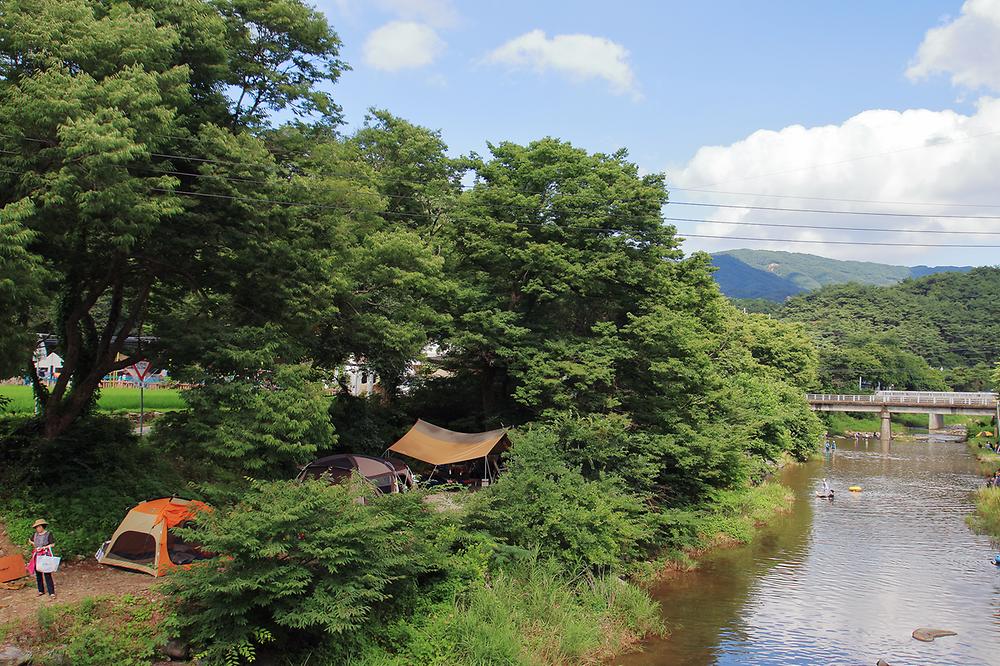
[{"x1": 806, "y1": 392, "x2": 999, "y2": 407}]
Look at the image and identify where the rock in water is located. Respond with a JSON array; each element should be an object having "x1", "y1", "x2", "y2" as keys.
[
  {"x1": 0, "y1": 646, "x2": 32, "y2": 665},
  {"x1": 912, "y1": 627, "x2": 957, "y2": 642},
  {"x1": 876, "y1": 660, "x2": 892, "y2": 666}
]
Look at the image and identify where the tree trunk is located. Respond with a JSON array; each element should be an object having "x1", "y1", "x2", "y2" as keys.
[{"x1": 36, "y1": 278, "x2": 151, "y2": 440}]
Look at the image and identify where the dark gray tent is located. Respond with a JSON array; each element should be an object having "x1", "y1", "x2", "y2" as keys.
[{"x1": 297, "y1": 453, "x2": 414, "y2": 494}]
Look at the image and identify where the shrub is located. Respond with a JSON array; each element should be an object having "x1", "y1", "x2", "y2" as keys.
[
  {"x1": 154, "y1": 363, "x2": 334, "y2": 482},
  {"x1": 164, "y1": 480, "x2": 458, "y2": 664},
  {"x1": 466, "y1": 426, "x2": 650, "y2": 572},
  {"x1": 0, "y1": 415, "x2": 185, "y2": 558},
  {"x1": 1, "y1": 594, "x2": 166, "y2": 666},
  {"x1": 968, "y1": 486, "x2": 1000, "y2": 539},
  {"x1": 354, "y1": 558, "x2": 663, "y2": 666}
]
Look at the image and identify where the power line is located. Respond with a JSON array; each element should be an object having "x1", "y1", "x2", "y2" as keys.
[
  {"x1": 667, "y1": 186, "x2": 1000, "y2": 209},
  {"x1": 663, "y1": 216, "x2": 1000, "y2": 236},
  {"x1": 8, "y1": 132, "x2": 1000, "y2": 246},
  {"x1": 676, "y1": 232, "x2": 1000, "y2": 248},
  {"x1": 669, "y1": 200, "x2": 1000, "y2": 220},
  {"x1": 9, "y1": 131, "x2": 1000, "y2": 223}
]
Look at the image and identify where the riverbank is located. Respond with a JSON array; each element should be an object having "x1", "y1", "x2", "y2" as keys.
[
  {"x1": 965, "y1": 425, "x2": 1000, "y2": 540},
  {"x1": 637, "y1": 480, "x2": 795, "y2": 577},
  {"x1": 821, "y1": 412, "x2": 970, "y2": 439},
  {"x1": 0, "y1": 482, "x2": 791, "y2": 666}
]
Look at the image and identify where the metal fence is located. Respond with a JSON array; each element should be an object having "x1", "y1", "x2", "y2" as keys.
[{"x1": 806, "y1": 392, "x2": 998, "y2": 408}]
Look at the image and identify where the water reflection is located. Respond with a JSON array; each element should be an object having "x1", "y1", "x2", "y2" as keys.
[{"x1": 616, "y1": 438, "x2": 1000, "y2": 666}]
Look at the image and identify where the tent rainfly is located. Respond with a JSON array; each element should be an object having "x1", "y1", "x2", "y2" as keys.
[
  {"x1": 386, "y1": 419, "x2": 509, "y2": 483},
  {"x1": 96, "y1": 497, "x2": 211, "y2": 576},
  {"x1": 297, "y1": 453, "x2": 414, "y2": 494}
]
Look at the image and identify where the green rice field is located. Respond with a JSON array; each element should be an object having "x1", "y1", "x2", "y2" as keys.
[{"x1": 0, "y1": 385, "x2": 186, "y2": 414}]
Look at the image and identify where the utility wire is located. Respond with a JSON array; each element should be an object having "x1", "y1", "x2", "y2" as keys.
[
  {"x1": 669, "y1": 200, "x2": 1000, "y2": 220},
  {"x1": 662, "y1": 216, "x2": 1000, "y2": 235},
  {"x1": 9, "y1": 130, "x2": 1000, "y2": 223},
  {"x1": 676, "y1": 232, "x2": 1000, "y2": 249},
  {"x1": 149, "y1": 186, "x2": 1000, "y2": 247},
  {"x1": 666, "y1": 186, "x2": 1000, "y2": 209},
  {"x1": 8, "y1": 132, "x2": 1000, "y2": 246}
]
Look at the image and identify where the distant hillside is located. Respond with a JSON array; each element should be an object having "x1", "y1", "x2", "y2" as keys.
[
  {"x1": 778, "y1": 266, "x2": 1000, "y2": 391},
  {"x1": 711, "y1": 249, "x2": 972, "y2": 300}
]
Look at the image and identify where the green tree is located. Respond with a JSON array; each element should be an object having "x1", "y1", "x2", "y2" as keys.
[
  {"x1": 154, "y1": 364, "x2": 334, "y2": 480},
  {"x1": 466, "y1": 426, "x2": 650, "y2": 571},
  {"x1": 0, "y1": 0, "x2": 346, "y2": 438},
  {"x1": 165, "y1": 480, "x2": 454, "y2": 664},
  {"x1": 0, "y1": 202, "x2": 44, "y2": 381},
  {"x1": 438, "y1": 138, "x2": 698, "y2": 421}
]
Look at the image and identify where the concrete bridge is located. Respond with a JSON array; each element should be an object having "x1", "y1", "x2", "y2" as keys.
[{"x1": 806, "y1": 391, "x2": 999, "y2": 441}]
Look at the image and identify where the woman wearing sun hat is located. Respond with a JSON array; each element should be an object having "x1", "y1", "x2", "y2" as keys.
[{"x1": 26, "y1": 519, "x2": 55, "y2": 597}]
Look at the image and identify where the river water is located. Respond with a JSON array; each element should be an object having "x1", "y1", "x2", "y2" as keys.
[{"x1": 617, "y1": 436, "x2": 1000, "y2": 666}]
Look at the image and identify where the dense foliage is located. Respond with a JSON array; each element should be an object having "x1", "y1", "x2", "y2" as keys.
[
  {"x1": 165, "y1": 481, "x2": 457, "y2": 664},
  {"x1": 0, "y1": 415, "x2": 185, "y2": 557},
  {"x1": 0, "y1": 2, "x2": 834, "y2": 663},
  {"x1": 779, "y1": 268, "x2": 1000, "y2": 391}
]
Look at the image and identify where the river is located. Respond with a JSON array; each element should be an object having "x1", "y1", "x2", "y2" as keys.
[{"x1": 616, "y1": 435, "x2": 1000, "y2": 666}]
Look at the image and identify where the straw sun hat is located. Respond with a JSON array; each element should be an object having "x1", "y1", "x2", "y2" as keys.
[{"x1": 31, "y1": 519, "x2": 48, "y2": 529}]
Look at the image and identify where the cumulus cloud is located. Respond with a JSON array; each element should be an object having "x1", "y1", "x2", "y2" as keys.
[
  {"x1": 907, "y1": 0, "x2": 1000, "y2": 90},
  {"x1": 363, "y1": 21, "x2": 445, "y2": 72},
  {"x1": 673, "y1": 99, "x2": 1000, "y2": 263},
  {"x1": 486, "y1": 30, "x2": 640, "y2": 99}
]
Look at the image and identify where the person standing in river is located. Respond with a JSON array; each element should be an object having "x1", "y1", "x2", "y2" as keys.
[{"x1": 26, "y1": 519, "x2": 56, "y2": 598}]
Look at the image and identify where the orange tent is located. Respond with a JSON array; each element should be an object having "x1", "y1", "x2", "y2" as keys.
[{"x1": 96, "y1": 497, "x2": 211, "y2": 576}]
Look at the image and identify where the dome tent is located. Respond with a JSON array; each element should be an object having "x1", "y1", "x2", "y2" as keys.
[
  {"x1": 297, "y1": 453, "x2": 414, "y2": 494},
  {"x1": 96, "y1": 497, "x2": 211, "y2": 577}
]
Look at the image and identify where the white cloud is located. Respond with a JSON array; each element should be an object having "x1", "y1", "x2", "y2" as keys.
[
  {"x1": 486, "y1": 30, "x2": 640, "y2": 99},
  {"x1": 363, "y1": 21, "x2": 445, "y2": 72},
  {"x1": 673, "y1": 99, "x2": 1000, "y2": 264},
  {"x1": 374, "y1": 0, "x2": 458, "y2": 28},
  {"x1": 907, "y1": 0, "x2": 1000, "y2": 90}
]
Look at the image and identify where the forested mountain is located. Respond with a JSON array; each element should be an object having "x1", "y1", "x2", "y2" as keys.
[
  {"x1": 778, "y1": 267, "x2": 1000, "y2": 391},
  {"x1": 712, "y1": 249, "x2": 971, "y2": 300}
]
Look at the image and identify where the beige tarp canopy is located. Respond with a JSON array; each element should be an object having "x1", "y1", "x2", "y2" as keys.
[{"x1": 387, "y1": 419, "x2": 509, "y2": 465}]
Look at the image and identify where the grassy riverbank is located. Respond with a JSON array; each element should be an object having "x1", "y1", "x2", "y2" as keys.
[
  {"x1": 0, "y1": 385, "x2": 185, "y2": 414},
  {"x1": 961, "y1": 423, "x2": 1000, "y2": 540},
  {"x1": 820, "y1": 411, "x2": 973, "y2": 437},
  {"x1": 354, "y1": 562, "x2": 664, "y2": 665},
  {"x1": 640, "y1": 481, "x2": 795, "y2": 574},
  {"x1": 967, "y1": 487, "x2": 1000, "y2": 541},
  {"x1": 0, "y1": 594, "x2": 167, "y2": 666}
]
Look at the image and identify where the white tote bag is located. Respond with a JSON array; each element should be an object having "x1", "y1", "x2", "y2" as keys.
[{"x1": 36, "y1": 554, "x2": 60, "y2": 573}]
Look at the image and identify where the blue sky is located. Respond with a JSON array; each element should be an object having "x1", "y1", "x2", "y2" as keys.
[{"x1": 314, "y1": 1, "x2": 1000, "y2": 266}]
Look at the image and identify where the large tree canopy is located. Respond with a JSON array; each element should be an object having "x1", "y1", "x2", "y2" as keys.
[{"x1": 0, "y1": 0, "x2": 346, "y2": 437}]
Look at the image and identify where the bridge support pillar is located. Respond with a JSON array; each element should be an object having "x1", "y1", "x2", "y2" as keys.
[
  {"x1": 928, "y1": 413, "x2": 945, "y2": 431},
  {"x1": 880, "y1": 408, "x2": 892, "y2": 442}
]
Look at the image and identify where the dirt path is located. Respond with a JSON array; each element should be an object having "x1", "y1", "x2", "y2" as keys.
[
  {"x1": 1, "y1": 520, "x2": 154, "y2": 626},
  {"x1": 0, "y1": 559, "x2": 156, "y2": 625}
]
